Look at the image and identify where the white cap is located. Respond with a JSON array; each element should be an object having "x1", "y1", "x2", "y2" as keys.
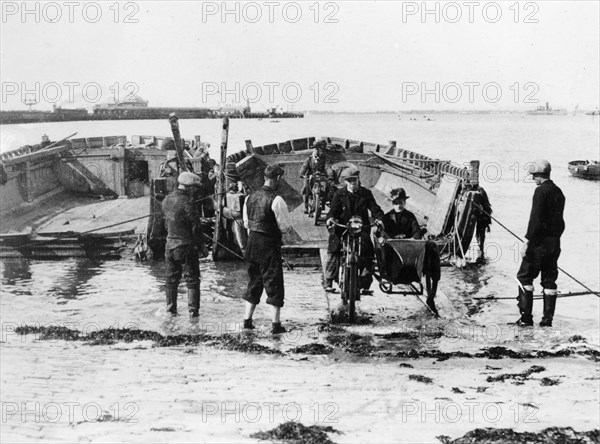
[{"x1": 178, "y1": 172, "x2": 202, "y2": 186}]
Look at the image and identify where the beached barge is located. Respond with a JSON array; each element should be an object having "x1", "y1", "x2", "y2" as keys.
[
  {"x1": 0, "y1": 134, "x2": 207, "y2": 259},
  {"x1": 208, "y1": 136, "x2": 481, "y2": 264},
  {"x1": 2, "y1": 129, "x2": 481, "y2": 266}
]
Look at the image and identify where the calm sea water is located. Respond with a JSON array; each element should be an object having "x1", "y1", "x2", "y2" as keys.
[{"x1": 1, "y1": 114, "x2": 599, "y2": 346}]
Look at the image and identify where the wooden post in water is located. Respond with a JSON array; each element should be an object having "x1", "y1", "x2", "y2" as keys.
[
  {"x1": 168, "y1": 113, "x2": 189, "y2": 173},
  {"x1": 212, "y1": 117, "x2": 230, "y2": 260},
  {"x1": 245, "y1": 140, "x2": 253, "y2": 154}
]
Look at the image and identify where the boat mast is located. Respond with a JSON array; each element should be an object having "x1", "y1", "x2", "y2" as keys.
[{"x1": 212, "y1": 117, "x2": 230, "y2": 260}]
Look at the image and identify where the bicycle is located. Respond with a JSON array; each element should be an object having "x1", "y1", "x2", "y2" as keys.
[{"x1": 331, "y1": 217, "x2": 379, "y2": 322}]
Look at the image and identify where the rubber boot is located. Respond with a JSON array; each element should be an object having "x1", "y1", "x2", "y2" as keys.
[
  {"x1": 540, "y1": 291, "x2": 557, "y2": 327},
  {"x1": 515, "y1": 286, "x2": 534, "y2": 326},
  {"x1": 272, "y1": 322, "x2": 286, "y2": 334},
  {"x1": 187, "y1": 287, "x2": 200, "y2": 320},
  {"x1": 303, "y1": 194, "x2": 310, "y2": 215},
  {"x1": 166, "y1": 286, "x2": 178, "y2": 316}
]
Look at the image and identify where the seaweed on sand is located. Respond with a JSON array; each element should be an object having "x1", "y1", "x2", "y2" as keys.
[
  {"x1": 14, "y1": 326, "x2": 281, "y2": 354},
  {"x1": 251, "y1": 421, "x2": 341, "y2": 444},
  {"x1": 288, "y1": 343, "x2": 334, "y2": 355},
  {"x1": 437, "y1": 426, "x2": 600, "y2": 444},
  {"x1": 408, "y1": 374, "x2": 434, "y2": 384},
  {"x1": 486, "y1": 365, "x2": 545, "y2": 383},
  {"x1": 325, "y1": 332, "x2": 375, "y2": 355}
]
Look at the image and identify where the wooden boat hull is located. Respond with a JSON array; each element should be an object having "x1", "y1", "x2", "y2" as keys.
[
  {"x1": 215, "y1": 136, "x2": 481, "y2": 263},
  {"x1": 0, "y1": 232, "x2": 134, "y2": 259},
  {"x1": 568, "y1": 160, "x2": 600, "y2": 180}
]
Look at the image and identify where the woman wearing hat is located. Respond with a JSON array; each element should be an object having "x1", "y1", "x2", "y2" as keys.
[{"x1": 382, "y1": 188, "x2": 422, "y2": 240}]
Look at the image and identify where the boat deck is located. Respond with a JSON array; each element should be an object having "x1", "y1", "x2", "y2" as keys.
[
  {"x1": 1, "y1": 194, "x2": 150, "y2": 236},
  {"x1": 0, "y1": 194, "x2": 150, "y2": 259}
]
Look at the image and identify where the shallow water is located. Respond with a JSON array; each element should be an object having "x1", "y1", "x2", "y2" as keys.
[{"x1": 1, "y1": 113, "x2": 599, "y2": 353}]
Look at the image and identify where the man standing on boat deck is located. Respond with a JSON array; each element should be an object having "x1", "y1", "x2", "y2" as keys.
[
  {"x1": 161, "y1": 172, "x2": 208, "y2": 320},
  {"x1": 516, "y1": 159, "x2": 565, "y2": 327},
  {"x1": 300, "y1": 138, "x2": 336, "y2": 215},
  {"x1": 242, "y1": 164, "x2": 291, "y2": 334},
  {"x1": 324, "y1": 167, "x2": 384, "y2": 294}
]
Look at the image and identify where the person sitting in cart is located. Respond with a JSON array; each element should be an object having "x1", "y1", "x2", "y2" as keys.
[
  {"x1": 382, "y1": 188, "x2": 423, "y2": 239},
  {"x1": 324, "y1": 167, "x2": 384, "y2": 295},
  {"x1": 381, "y1": 188, "x2": 440, "y2": 316}
]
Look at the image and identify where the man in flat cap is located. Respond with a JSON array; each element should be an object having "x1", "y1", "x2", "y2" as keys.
[
  {"x1": 324, "y1": 167, "x2": 384, "y2": 294},
  {"x1": 300, "y1": 138, "x2": 336, "y2": 216},
  {"x1": 161, "y1": 171, "x2": 208, "y2": 320},
  {"x1": 516, "y1": 159, "x2": 565, "y2": 327},
  {"x1": 242, "y1": 164, "x2": 291, "y2": 334}
]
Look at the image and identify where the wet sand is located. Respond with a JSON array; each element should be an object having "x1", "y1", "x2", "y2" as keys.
[{"x1": 1, "y1": 258, "x2": 599, "y2": 443}]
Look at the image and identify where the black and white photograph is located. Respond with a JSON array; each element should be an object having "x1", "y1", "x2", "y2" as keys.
[{"x1": 1, "y1": 1, "x2": 599, "y2": 443}]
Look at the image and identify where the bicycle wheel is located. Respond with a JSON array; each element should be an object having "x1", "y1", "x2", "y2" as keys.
[
  {"x1": 348, "y1": 254, "x2": 358, "y2": 322},
  {"x1": 339, "y1": 259, "x2": 347, "y2": 305},
  {"x1": 314, "y1": 191, "x2": 321, "y2": 226}
]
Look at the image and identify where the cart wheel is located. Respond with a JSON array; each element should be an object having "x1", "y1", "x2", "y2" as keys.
[
  {"x1": 379, "y1": 280, "x2": 393, "y2": 294},
  {"x1": 314, "y1": 192, "x2": 321, "y2": 226}
]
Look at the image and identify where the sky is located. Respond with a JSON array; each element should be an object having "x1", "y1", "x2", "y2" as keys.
[{"x1": 1, "y1": 1, "x2": 599, "y2": 112}]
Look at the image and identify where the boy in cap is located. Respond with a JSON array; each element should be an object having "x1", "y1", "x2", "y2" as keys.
[
  {"x1": 161, "y1": 171, "x2": 208, "y2": 320},
  {"x1": 242, "y1": 164, "x2": 291, "y2": 334}
]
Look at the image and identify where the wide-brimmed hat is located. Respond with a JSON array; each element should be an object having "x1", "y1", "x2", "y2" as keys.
[
  {"x1": 340, "y1": 167, "x2": 360, "y2": 180},
  {"x1": 390, "y1": 188, "x2": 409, "y2": 202},
  {"x1": 178, "y1": 171, "x2": 202, "y2": 186},
  {"x1": 264, "y1": 164, "x2": 285, "y2": 179}
]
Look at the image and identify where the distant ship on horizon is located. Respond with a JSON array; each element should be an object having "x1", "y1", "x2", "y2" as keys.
[{"x1": 526, "y1": 102, "x2": 567, "y2": 115}]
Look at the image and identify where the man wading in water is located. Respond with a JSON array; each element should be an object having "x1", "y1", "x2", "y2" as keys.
[
  {"x1": 516, "y1": 159, "x2": 565, "y2": 327},
  {"x1": 162, "y1": 171, "x2": 208, "y2": 321},
  {"x1": 242, "y1": 164, "x2": 291, "y2": 334}
]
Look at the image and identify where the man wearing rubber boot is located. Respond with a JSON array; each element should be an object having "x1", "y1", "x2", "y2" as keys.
[
  {"x1": 516, "y1": 159, "x2": 565, "y2": 327},
  {"x1": 162, "y1": 171, "x2": 208, "y2": 321},
  {"x1": 324, "y1": 167, "x2": 384, "y2": 295},
  {"x1": 242, "y1": 164, "x2": 291, "y2": 334}
]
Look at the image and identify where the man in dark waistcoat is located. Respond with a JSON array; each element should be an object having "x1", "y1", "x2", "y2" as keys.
[
  {"x1": 242, "y1": 164, "x2": 291, "y2": 334},
  {"x1": 324, "y1": 167, "x2": 384, "y2": 295},
  {"x1": 161, "y1": 171, "x2": 208, "y2": 320},
  {"x1": 516, "y1": 159, "x2": 565, "y2": 327}
]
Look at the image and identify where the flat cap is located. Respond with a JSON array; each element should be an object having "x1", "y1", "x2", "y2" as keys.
[
  {"x1": 528, "y1": 159, "x2": 551, "y2": 175},
  {"x1": 340, "y1": 167, "x2": 360, "y2": 180},
  {"x1": 178, "y1": 171, "x2": 202, "y2": 186},
  {"x1": 264, "y1": 164, "x2": 285, "y2": 179}
]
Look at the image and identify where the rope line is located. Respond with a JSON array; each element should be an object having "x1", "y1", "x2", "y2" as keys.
[{"x1": 472, "y1": 201, "x2": 599, "y2": 298}]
